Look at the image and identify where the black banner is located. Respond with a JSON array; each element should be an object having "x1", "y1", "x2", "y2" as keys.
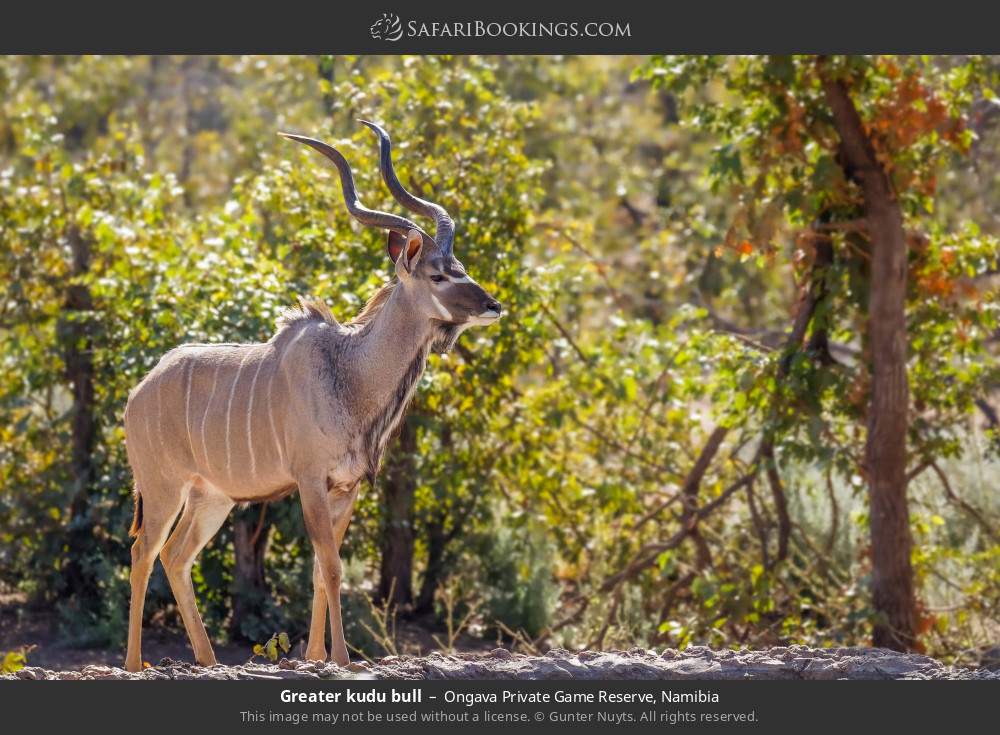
[
  {"x1": 0, "y1": 679, "x2": 994, "y2": 734},
  {"x1": 2, "y1": 0, "x2": 1000, "y2": 53}
]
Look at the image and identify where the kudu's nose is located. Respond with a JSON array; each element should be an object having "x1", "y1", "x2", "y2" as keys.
[{"x1": 485, "y1": 298, "x2": 502, "y2": 315}]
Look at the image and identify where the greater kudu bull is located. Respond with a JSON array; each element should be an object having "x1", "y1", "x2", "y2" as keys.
[{"x1": 123, "y1": 122, "x2": 501, "y2": 672}]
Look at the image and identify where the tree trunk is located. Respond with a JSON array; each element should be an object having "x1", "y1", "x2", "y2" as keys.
[
  {"x1": 823, "y1": 72, "x2": 917, "y2": 651},
  {"x1": 415, "y1": 516, "x2": 448, "y2": 616},
  {"x1": 414, "y1": 425, "x2": 463, "y2": 617},
  {"x1": 230, "y1": 505, "x2": 270, "y2": 640},
  {"x1": 60, "y1": 225, "x2": 98, "y2": 601},
  {"x1": 378, "y1": 419, "x2": 417, "y2": 610}
]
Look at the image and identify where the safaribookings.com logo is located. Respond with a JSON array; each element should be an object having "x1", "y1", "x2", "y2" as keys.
[
  {"x1": 370, "y1": 13, "x2": 631, "y2": 42},
  {"x1": 370, "y1": 13, "x2": 404, "y2": 41}
]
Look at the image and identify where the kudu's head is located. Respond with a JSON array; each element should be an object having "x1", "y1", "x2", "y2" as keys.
[{"x1": 279, "y1": 123, "x2": 502, "y2": 328}]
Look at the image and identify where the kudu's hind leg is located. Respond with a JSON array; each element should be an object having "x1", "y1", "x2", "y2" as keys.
[
  {"x1": 305, "y1": 483, "x2": 359, "y2": 661},
  {"x1": 160, "y1": 486, "x2": 233, "y2": 667},
  {"x1": 125, "y1": 479, "x2": 186, "y2": 673}
]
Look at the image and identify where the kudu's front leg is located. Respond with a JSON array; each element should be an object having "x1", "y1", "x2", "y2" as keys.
[
  {"x1": 299, "y1": 475, "x2": 351, "y2": 666},
  {"x1": 305, "y1": 483, "x2": 359, "y2": 662},
  {"x1": 306, "y1": 556, "x2": 328, "y2": 661}
]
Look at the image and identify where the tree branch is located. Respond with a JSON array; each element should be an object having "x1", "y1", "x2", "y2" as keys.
[
  {"x1": 929, "y1": 461, "x2": 998, "y2": 542},
  {"x1": 632, "y1": 426, "x2": 728, "y2": 531}
]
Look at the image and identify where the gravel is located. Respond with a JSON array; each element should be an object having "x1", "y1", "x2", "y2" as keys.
[{"x1": 4, "y1": 645, "x2": 998, "y2": 681}]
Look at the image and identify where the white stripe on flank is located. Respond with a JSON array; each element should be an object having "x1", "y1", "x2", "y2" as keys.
[
  {"x1": 266, "y1": 367, "x2": 284, "y2": 473},
  {"x1": 429, "y1": 293, "x2": 452, "y2": 320},
  {"x1": 143, "y1": 411, "x2": 157, "y2": 475},
  {"x1": 183, "y1": 359, "x2": 195, "y2": 461},
  {"x1": 284, "y1": 324, "x2": 311, "y2": 353},
  {"x1": 246, "y1": 357, "x2": 266, "y2": 479},
  {"x1": 155, "y1": 380, "x2": 166, "y2": 453},
  {"x1": 201, "y1": 362, "x2": 222, "y2": 474},
  {"x1": 225, "y1": 351, "x2": 253, "y2": 481},
  {"x1": 144, "y1": 389, "x2": 165, "y2": 480}
]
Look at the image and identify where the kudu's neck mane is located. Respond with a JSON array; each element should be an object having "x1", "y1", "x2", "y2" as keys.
[
  {"x1": 275, "y1": 279, "x2": 400, "y2": 335},
  {"x1": 281, "y1": 279, "x2": 463, "y2": 355}
]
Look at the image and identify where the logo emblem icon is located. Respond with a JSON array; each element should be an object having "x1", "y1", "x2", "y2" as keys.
[{"x1": 370, "y1": 12, "x2": 403, "y2": 41}]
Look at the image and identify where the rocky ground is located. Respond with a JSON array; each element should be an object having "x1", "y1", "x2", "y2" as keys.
[{"x1": 5, "y1": 645, "x2": 999, "y2": 680}]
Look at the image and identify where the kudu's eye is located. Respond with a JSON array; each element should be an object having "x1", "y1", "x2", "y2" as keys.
[{"x1": 430, "y1": 274, "x2": 446, "y2": 283}]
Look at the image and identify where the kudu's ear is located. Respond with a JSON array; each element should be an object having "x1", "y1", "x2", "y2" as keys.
[
  {"x1": 386, "y1": 231, "x2": 407, "y2": 264},
  {"x1": 390, "y1": 229, "x2": 424, "y2": 275}
]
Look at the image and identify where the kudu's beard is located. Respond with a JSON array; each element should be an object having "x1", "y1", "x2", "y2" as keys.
[{"x1": 430, "y1": 322, "x2": 466, "y2": 355}]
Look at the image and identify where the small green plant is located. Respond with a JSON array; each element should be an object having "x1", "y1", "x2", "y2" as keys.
[
  {"x1": 251, "y1": 632, "x2": 291, "y2": 662},
  {"x1": 1, "y1": 645, "x2": 34, "y2": 674},
  {"x1": 352, "y1": 579, "x2": 399, "y2": 661},
  {"x1": 476, "y1": 526, "x2": 557, "y2": 639},
  {"x1": 430, "y1": 578, "x2": 480, "y2": 654}
]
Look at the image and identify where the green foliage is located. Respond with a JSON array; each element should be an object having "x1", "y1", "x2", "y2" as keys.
[
  {"x1": 0, "y1": 54, "x2": 552, "y2": 649},
  {"x1": 626, "y1": 54, "x2": 1000, "y2": 659}
]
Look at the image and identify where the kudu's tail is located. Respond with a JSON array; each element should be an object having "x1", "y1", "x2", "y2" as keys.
[{"x1": 128, "y1": 491, "x2": 144, "y2": 538}]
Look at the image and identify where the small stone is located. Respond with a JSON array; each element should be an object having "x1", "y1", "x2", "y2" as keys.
[{"x1": 664, "y1": 657, "x2": 720, "y2": 677}]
